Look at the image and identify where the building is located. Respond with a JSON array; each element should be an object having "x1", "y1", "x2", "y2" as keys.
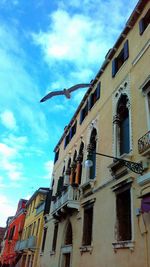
[
  {"x1": 40, "y1": 1, "x2": 150, "y2": 267},
  {"x1": 15, "y1": 188, "x2": 51, "y2": 267},
  {"x1": 0, "y1": 228, "x2": 6, "y2": 257},
  {"x1": 0, "y1": 200, "x2": 27, "y2": 267}
]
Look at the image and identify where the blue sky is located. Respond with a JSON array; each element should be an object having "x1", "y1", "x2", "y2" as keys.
[{"x1": 0, "y1": 0, "x2": 138, "y2": 226}]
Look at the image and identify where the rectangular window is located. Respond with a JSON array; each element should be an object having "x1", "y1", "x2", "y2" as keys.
[
  {"x1": 139, "y1": 9, "x2": 150, "y2": 35},
  {"x1": 36, "y1": 218, "x2": 40, "y2": 236},
  {"x1": 80, "y1": 101, "x2": 88, "y2": 124},
  {"x1": 9, "y1": 225, "x2": 15, "y2": 240},
  {"x1": 116, "y1": 188, "x2": 132, "y2": 241},
  {"x1": 41, "y1": 228, "x2": 47, "y2": 252},
  {"x1": 64, "y1": 132, "x2": 70, "y2": 148},
  {"x1": 54, "y1": 149, "x2": 59, "y2": 163},
  {"x1": 88, "y1": 82, "x2": 101, "y2": 110},
  {"x1": 112, "y1": 40, "x2": 129, "y2": 77},
  {"x1": 82, "y1": 205, "x2": 93, "y2": 246},
  {"x1": 52, "y1": 223, "x2": 59, "y2": 251}
]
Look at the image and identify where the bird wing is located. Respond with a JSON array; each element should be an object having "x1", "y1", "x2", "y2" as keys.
[
  {"x1": 68, "y1": 83, "x2": 91, "y2": 93},
  {"x1": 40, "y1": 90, "x2": 65, "y2": 102}
]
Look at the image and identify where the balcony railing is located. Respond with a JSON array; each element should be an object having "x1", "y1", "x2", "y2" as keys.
[
  {"x1": 15, "y1": 236, "x2": 36, "y2": 252},
  {"x1": 138, "y1": 131, "x2": 150, "y2": 155},
  {"x1": 51, "y1": 185, "x2": 80, "y2": 217}
]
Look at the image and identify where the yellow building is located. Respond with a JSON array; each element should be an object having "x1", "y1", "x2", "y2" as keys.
[
  {"x1": 40, "y1": 1, "x2": 150, "y2": 267},
  {"x1": 15, "y1": 187, "x2": 50, "y2": 267}
]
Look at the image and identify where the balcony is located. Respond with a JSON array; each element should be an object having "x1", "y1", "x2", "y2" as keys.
[
  {"x1": 51, "y1": 185, "x2": 80, "y2": 217},
  {"x1": 138, "y1": 131, "x2": 150, "y2": 156},
  {"x1": 15, "y1": 240, "x2": 28, "y2": 251},
  {"x1": 15, "y1": 236, "x2": 36, "y2": 252}
]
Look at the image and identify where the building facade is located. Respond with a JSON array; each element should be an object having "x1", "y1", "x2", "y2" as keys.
[
  {"x1": 0, "y1": 200, "x2": 27, "y2": 267},
  {"x1": 40, "y1": 1, "x2": 150, "y2": 267},
  {"x1": 15, "y1": 188, "x2": 50, "y2": 267}
]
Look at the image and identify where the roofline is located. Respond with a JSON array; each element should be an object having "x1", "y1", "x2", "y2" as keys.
[
  {"x1": 26, "y1": 187, "x2": 50, "y2": 207},
  {"x1": 54, "y1": 0, "x2": 147, "y2": 152}
]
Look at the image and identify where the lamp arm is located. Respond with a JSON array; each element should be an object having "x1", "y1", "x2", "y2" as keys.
[{"x1": 91, "y1": 152, "x2": 143, "y2": 175}]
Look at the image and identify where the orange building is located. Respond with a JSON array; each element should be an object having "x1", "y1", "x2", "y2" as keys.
[{"x1": 0, "y1": 199, "x2": 27, "y2": 267}]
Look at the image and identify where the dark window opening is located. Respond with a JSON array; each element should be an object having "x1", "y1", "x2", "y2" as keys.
[
  {"x1": 89, "y1": 128, "x2": 97, "y2": 179},
  {"x1": 82, "y1": 205, "x2": 93, "y2": 246},
  {"x1": 117, "y1": 95, "x2": 130, "y2": 155},
  {"x1": 64, "y1": 253, "x2": 71, "y2": 267},
  {"x1": 8, "y1": 225, "x2": 15, "y2": 240},
  {"x1": 78, "y1": 142, "x2": 84, "y2": 184},
  {"x1": 41, "y1": 228, "x2": 47, "y2": 252},
  {"x1": 52, "y1": 223, "x2": 58, "y2": 251},
  {"x1": 112, "y1": 40, "x2": 129, "y2": 77},
  {"x1": 88, "y1": 82, "x2": 101, "y2": 110},
  {"x1": 116, "y1": 188, "x2": 131, "y2": 241},
  {"x1": 54, "y1": 149, "x2": 59, "y2": 164},
  {"x1": 56, "y1": 176, "x2": 64, "y2": 195},
  {"x1": 80, "y1": 101, "x2": 88, "y2": 124},
  {"x1": 139, "y1": 9, "x2": 150, "y2": 35},
  {"x1": 64, "y1": 132, "x2": 70, "y2": 149},
  {"x1": 65, "y1": 222, "x2": 72, "y2": 245}
]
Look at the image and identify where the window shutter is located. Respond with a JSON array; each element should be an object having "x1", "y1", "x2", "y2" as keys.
[
  {"x1": 112, "y1": 58, "x2": 117, "y2": 77},
  {"x1": 124, "y1": 40, "x2": 129, "y2": 61},
  {"x1": 96, "y1": 82, "x2": 101, "y2": 100},
  {"x1": 88, "y1": 95, "x2": 93, "y2": 110},
  {"x1": 80, "y1": 109, "x2": 83, "y2": 124},
  {"x1": 139, "y1": 18, "x2": 145, "y2": 35}
]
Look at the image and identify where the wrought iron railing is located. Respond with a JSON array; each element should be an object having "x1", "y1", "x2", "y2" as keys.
[
  {"x1": 138, "y1": 131, "x2": 150, "y2": 154},
  {"x1": 52, "y1": 185, "x2": 80, "y2": 214}
]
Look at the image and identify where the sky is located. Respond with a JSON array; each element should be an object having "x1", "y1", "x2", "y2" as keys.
[{"x1": 0, "y1": 0, "x2": 138, "y2": 227}]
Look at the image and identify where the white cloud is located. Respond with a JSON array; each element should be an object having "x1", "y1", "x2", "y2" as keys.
[
  {"x1": 0, "y1": 194, "x2": 16, "y2": 227},
  {"x1": 0, "y1": 109, "x2": 17, "y2": 130},
  {"x1": 0, "y1": 138, "x2": 26, "y2": 181},
  {"x1": 43, "y1": 160, "x2": 54, "y2": 180}
]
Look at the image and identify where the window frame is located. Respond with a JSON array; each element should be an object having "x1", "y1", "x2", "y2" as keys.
[
  {"x1": 82, "y1": 204, "x2": 94, "y2": 246},
  {"x1": 112, "y1": 40, "x2": 129, "y2": 77}
]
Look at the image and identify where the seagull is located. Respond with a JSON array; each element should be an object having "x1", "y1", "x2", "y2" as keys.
[{"x1": 40, "y1": 83, "x2": 91, "y2": 103}]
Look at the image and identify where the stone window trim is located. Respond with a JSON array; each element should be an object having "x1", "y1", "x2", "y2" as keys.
[{"x1": 112, "y1": 240, "x2": 135, "y2": 250}]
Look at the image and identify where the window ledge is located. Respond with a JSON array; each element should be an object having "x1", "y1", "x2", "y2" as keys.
[
  {"x1": 79, "y1": 245, "x2": 93, "y2": 254},
  {"x1": 50, "y1": 250, "x2": 56, "y2": 256},
  {"x1": 112, "y1": 241, "x2": 134, "y2": 250}
]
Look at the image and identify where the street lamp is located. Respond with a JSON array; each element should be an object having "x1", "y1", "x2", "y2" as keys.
[{"x1": 85, "y1": 150, "x2": 143, "y2": 175}]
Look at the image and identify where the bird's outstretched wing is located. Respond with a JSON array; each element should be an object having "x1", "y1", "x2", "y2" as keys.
[
  {"x1": 68, "y1": 83, "x2": 91, "y2": 93},
  {"x1": 40, "y1": 90, "x2": 65, "y2": 102}
]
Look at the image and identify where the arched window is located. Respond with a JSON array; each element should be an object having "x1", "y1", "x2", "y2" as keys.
[
  {"x1": 116, "y1": 95, "x2": 130, "y2": 155},
  {"x1": 76, "y1": 141, "x2": 84, "y2": 184},
  {"x1": 89, "y1": 128, "x2": 97, "y2": 179}
]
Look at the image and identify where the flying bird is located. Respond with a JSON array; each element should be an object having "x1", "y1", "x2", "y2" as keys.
[{"x1": 40, "y1": 83, "x2": 91, "y2": 103}]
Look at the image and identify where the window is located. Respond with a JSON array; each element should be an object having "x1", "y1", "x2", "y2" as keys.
[
  {"x1": 41, "y1": 228, "x2": 47, "y2": 252},
  {"x1": 82, "y1": 205, "x2": 93, "y2": 246},
  {"x1": 64, "y1": 132, "x2": 70, "y2": 149},
  {"x1": 36, "y1": 218, "x2": 40, "y2": 236},
  {"x1": 114, "y1": 94, "x2": 130, "y2": 156},
  {"x1": 8, "y1": 225, "x2": 15, "y2": 240},
  {"x1": 69, "y1": 121, "x2": 77, "y2": 140},
  {"x1": 116, "y1": 187, "x2": 132, "y2": 241},
  {"x1": 56, "y1": 176, "x2": 64, "y2": 195},
  {"x1": 89, "y1": 128, "x2": 97, "y2": 180},
  {"x1": 80, "y1": 101, "x2": 88, "y2": 124},
  {"x1": 54, "y1": 149, "x2": 59, "y2": 164},
  {"x1": 88, "y1": 82, "x2": 101, "y2": 110},
  {"x1": 52, "y1": 223, "x2": 58, "y2": 251},
  {"x1": 142, "y1": 78, "x2": 150, "y2": 129},
  {"x1": 139, "y1": 9, "x2": 150, "y2": 35},
  {"x1": 112, "y1": 40, "x2": 129, "y2": 77}
]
